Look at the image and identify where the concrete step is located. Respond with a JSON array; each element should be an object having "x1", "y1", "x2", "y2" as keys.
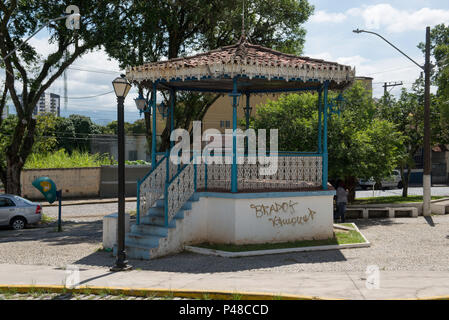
[
  {"x1": 125, "y1": 244, "x2": 153, "y2": 260},
  {"x1": 147, "y1": 206, "x2": 185, "y2": 219},
  {"x1": 126, "y1": 233, "x2": 161, "y2": 248},
  {"x1": 131, "y1": 224, "x2": 170, "y2": 237},
  {"x1": 141, "y1": 214, "x2": 177, "y2": 227}
]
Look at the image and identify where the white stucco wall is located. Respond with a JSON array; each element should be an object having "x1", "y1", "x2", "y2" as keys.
[{"x1": 180, "y1": 192, "x2": 334, "y2": 246}]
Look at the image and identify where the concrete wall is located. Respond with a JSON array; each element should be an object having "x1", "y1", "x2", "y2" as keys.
[
  {"x1": 21, "y1": 165, "x2": 152, "y2": 200},
  {"x1": 90, "y1": 134, "x2": 150, "y2": 162},
  {"x1": 21, "y1": 167, "x2": 101, "y2": 200},
  {"x1": 100, "y1": 165, "x2": 151, "y2": 198},
  {"x1": 179, "y1": 192, "x2": 335, "y2": 246}
]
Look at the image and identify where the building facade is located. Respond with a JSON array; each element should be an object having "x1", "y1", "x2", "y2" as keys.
[
  {"x1": 33, "y1": 92, "x2": 61, "y2": 116},
  {"x1": 19, "y1": 92, "x2": 61, "y2": 116}
]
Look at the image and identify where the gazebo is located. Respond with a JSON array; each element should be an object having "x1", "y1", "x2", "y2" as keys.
[{"x1": 123, "y1": 36, "x2": 355, "y2": 259}]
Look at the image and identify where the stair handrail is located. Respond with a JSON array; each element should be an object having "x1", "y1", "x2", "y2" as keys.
[
  {"x1": 164, "y1": 154, "x2": 197, "y2": 226},
  {"x1": 136, "y1": 153, "x2": 168, "y2": 225}
]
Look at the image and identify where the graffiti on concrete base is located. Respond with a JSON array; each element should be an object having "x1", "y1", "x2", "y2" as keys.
[{"x1": 250, "y1": 201, "x2": 317, "y2": 228}]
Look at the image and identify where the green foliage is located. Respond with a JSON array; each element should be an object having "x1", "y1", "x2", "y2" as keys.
[
  {"x1": 420, "y1": 24, "x2": 449, "y2": 121},
  {"x1": 0, "y1": 115, "x2": 17, "y2": 165},
  {"x1": 24, "y1": 150, "x2": 114, "y2": 169},
  {"x1": 252, "y1": 93, "x2": 318, "y2": 152},
  {"x1": 33, "y1": 113, "x2": 58, "y2": 154},
  {"x1": 252, "y1": 82, "x2": 405, "y2": 185},
  {"x1": 377, "y1": 76, "x2": 449, "y2": 192},
  {"x1": 105, "y1": 119, "x2": 147, "y2": 135},
  {"x1": 102, "y1": 0, "x2": 314, "y2": 151}
]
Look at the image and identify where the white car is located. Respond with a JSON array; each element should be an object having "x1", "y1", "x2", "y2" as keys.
[
  {"x1": 359, "y1": 170, "x2": 403, "y2": 190},
  {"x1": 0, "y1": 194, "x2": 42, "y2": 230}
]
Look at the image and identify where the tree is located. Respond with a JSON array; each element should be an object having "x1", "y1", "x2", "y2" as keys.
[
  {"x1": 103, "y1": 0, "x2": 314, "y2": 152},
  {"x1": 0, "y1": 1, "x2": 125, "y2": 194},
  {"x1": 419, "y1": 24, "x2": 449, "y2": 120},
  {"x1": 377, "y1": 77, "x2": 449, "y2": 197},
  {"x1": 252, "y1": 83, "x2": 405, "y2": 202}
]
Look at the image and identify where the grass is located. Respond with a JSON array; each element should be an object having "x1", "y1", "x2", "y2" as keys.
[
  {"x1": 195, "y1": 227, "x2": 366, "y2": 253},
  {"x1": 24, "y1": 149, "x2": 114, "y2": 169},
  {"x1": 40, "y1": 214, "x2": 56, "y2": 224},
  {"x1": 353, "y1": 195, "x2": 446, "y2": 205}
]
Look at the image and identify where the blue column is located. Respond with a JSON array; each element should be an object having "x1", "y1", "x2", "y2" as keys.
[
  {"x1": 245, "y1": 94, "x2": 250, "y2": 130},
  {"x1": 322, "y1": 81, "x2": 329, "y2": 190},
  {"x1": 231, "y1": 78, "x2": 239, "y2": 193},
  {"x1": 151, "y1": 83, "x2": 157, "y2": 167},
  {"x1": 317, "y1": 88, "x2": 323, "y2": 154},
  {"x1": 170, "y1": 89, "x2": 175, "y2": 149}
]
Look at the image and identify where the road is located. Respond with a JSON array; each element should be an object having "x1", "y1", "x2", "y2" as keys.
[
  {"x1": 356, "y1": 186, "x2": 449, "y2": 198},
  {"x1": 43, "y1": 201, "x2": 137, "y2": 221}
]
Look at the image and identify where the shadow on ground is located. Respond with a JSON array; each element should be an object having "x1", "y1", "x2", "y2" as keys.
[
  {"x1": 0, "y1": 221, "x2": 102, "y2": 246},
  {"x1": 74, "y1": 249, "x2": 349, "y2": 274}
]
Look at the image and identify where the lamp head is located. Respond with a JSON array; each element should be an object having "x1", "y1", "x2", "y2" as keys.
[
  {"x1": 134, "y1": 94, "x2": 147, "y2": 111},
  {"x1": 112, "y1": 74, "x2": 132, "y2": 98}
]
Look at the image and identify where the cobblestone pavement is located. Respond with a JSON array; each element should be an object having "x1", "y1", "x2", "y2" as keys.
[{"x1": 0, "y1": 212, "x2": 448, "y2": 272}]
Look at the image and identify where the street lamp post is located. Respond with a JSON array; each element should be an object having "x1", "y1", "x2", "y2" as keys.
[
  {"x1": 111, "y1": 74, "x2": 132, "y2": 272},
  {"x1": 353, "y1": 27, "x2": 432, "y2": 216}
]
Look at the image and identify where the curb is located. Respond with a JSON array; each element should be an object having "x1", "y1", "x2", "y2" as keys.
[
  {"x1": 0, "y1": 285, "x2": 448, "y2": 300},
  {"x1": 0, "y1": 285, "x2": 328, "y2": 300},
  {"x1": 185, "y1": 223, "x2": 370, "y2": 258}
]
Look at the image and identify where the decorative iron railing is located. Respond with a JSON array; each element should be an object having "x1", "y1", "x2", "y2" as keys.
[
  {"x1": 137, "y1": 151, "x2": 324, "y2": 226},
  {"x1": 136, "y1": 155, "x2": 167, "y2": 225},
  {"x1": 165, "y1": 160, "x2": 195, "y2": 225},
  {"x1": 238, "y1": 154, "x2": 323, "y2": 191}
]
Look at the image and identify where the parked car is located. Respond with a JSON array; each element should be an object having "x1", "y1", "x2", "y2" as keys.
[
  {"x1": 359, "y1": 170, "x2": 403, "y2": 190},
  {"x1": 0, "y1": 194, "x2": 42, "y2": 230}
]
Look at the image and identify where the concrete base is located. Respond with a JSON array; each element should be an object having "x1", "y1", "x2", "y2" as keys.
[
  {"x1": 103, "y1": 213, "x2": 131, "y2": 250},
  {"x1": 182, "y1": 191, "x2": 336, "y2": 246}
]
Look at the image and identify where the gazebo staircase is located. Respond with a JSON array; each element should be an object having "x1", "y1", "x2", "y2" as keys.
[{"x1": 116, "y1": 152, "x2": 198, "y2": 260}]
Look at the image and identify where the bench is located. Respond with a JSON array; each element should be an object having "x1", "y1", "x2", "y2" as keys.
[{"x1": 346, "y1": 207, "x2": 418, "y2": 219}]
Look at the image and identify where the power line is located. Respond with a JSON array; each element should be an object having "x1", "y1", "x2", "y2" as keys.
[
  {"x1": 60, "y1": 90, "x2": 115, "y2": 100},
  {"x1": 365, "y1": 66, "x2": 417, "y2": 76},
  {"x1": 67, "y1": 66, "x2": 121, "y2": 75}
]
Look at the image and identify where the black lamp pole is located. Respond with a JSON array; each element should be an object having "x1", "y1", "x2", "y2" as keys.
[{"x1": 111, "y1": 75, "x2": 132, "y2": 272}]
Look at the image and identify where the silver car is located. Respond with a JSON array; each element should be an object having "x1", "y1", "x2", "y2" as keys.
[{"x1": 0, "y1": 194, "x2": 42, "y2": 230}]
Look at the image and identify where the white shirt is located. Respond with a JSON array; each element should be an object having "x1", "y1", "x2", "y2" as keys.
[{"x1": 336, "y1": 187, "x2": 348, "y2": 204}]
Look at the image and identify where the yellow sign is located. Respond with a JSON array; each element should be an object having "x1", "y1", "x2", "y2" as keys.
[{"x1": 40, "y1": 181, "x2": 52, "y2": 192}]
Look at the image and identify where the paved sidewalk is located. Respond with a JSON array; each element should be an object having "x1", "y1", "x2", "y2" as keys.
[{"x1": 1, "y1": 263, "x2": 448, "y2": 300}]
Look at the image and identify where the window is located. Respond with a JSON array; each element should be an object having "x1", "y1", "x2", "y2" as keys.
[
  {"x1": 0, "y1": 198, "x2": 15, "y2": 207},
  {"x1": 220, "y1": 120, "x2": 231, "y2": 128}
]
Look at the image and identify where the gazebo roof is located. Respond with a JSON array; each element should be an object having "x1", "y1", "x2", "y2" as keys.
[{"x1": 126, "y1": 37, "x2": 355, "y2": 93}]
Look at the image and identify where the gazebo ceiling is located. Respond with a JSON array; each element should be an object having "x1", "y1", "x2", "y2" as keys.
[{"x1": 126, "y1": 37, "x2": 355, "y2": 93}]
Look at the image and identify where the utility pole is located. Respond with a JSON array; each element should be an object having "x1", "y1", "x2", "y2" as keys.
[
  {"x1": 423, "y1": 26, "x2": 432, "y2": 217},
  {"x1": 383, "y1": 81, "x2": 403, "y2": 96},
  {"x1": 353, "y1": 27, "x2": 433, "y2": 216}
]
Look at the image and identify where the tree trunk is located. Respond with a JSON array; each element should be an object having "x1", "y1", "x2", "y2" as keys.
[
  {"x1": 344, "y1": 176, "x2": 358, "y2": 203},
  {"x1": 5, "y1": 159, "x2": 23, "y2": 195}
]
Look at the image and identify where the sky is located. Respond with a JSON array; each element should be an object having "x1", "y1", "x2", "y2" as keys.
[{"x1": 5, "y1": 0, "x2": 449, "y2": 124}]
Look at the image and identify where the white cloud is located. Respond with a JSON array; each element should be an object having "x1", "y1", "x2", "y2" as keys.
[
  {"x1": 348, "y1": 4, "x2": 449, "y2": 33},
  {"x1": 310, "y1": 10, "x2": 347, "y2": 24}
]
